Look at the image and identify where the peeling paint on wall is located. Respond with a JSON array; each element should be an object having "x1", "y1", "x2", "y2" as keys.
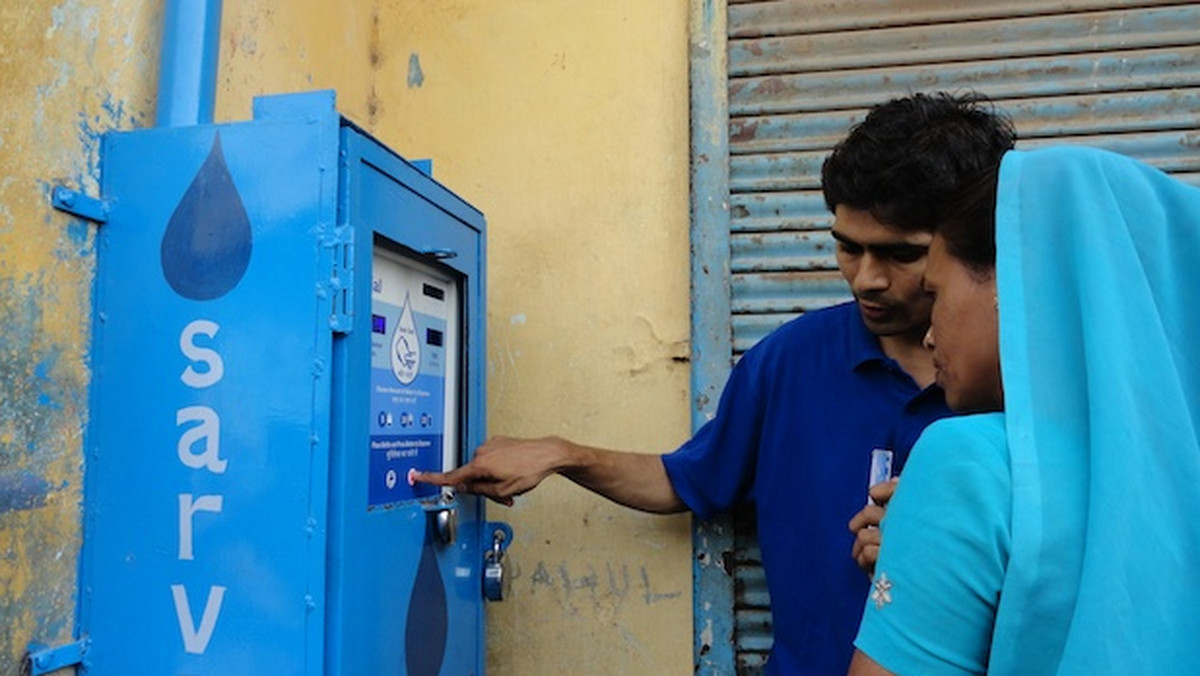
[
  {"x1": 0, "y1": 472, "x2": 51, "y2": 515},
  {"x1": 0, "y1": 0, "x2": 157, "y2": 670},
  {"x1": 407, "y1": 53, "x2": 424, "y2": 88},
  {"x1": 0, "y1": 274, "x2": 89, "y2": 670}
]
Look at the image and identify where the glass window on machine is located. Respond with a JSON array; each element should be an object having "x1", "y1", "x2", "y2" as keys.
[{"x1": 368, "y1": 244, "x2": 462, "y2": 507}]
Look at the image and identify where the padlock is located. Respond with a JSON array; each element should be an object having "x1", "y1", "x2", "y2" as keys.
[{"x1": 483, "y1": 529, "x2": 508, "y2": 602}]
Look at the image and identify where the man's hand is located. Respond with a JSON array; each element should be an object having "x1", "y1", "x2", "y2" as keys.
[
  {"x1": 415, "y1": 435, "x2": 685, "y2": 514},
  {"x1": 848, "y1": 478, "x2": 898, "y2": 576},
  {"x1": 413, "y1": 435, "x2": 569, "y2": 506}
]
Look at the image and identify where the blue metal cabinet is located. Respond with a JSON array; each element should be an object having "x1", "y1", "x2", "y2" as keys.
[{"x1": 75, "y1": 91, "x2": 497, "y2": 675}]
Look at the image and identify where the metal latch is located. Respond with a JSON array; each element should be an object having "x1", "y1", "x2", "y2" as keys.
[
  {"x1": 24, "y1": 639, "x2": 89, "y2": 675},
  {"x1": 50, "y1": 186, "x2": 110, "y2": 224},
  {"x1": 422, "y1": 490, "x2": 457, "y2": 545},
  {"x1": 483, "y1": 522, "x2": 514, "y2": 602}
]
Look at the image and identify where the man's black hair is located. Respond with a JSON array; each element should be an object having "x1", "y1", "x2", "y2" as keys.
[{"x1": 821, "y1": 92, "x2": 1016, "y2": 232}]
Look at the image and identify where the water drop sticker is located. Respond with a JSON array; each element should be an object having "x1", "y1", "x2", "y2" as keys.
[
  {"x1": 160, "y1": 133, "x2": 253, "y2": 301},
  {"x1": 404, "y1": 524, "x2": 448, "y2": 676}
]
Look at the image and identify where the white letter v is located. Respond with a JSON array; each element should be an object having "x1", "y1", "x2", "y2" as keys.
[{"x1": 171, "y1": 584, "x2": 227, "y2": 654}]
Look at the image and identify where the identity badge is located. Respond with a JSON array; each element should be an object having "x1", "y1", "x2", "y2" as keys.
[{"x1": 867, "y1": 448, "x2": 894, "y2": 505}]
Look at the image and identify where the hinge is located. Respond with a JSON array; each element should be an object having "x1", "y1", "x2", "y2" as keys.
[
  {"x1": 24, "y1": 639, "x2": 89, "y2": 675},
  {"x1": 51, "y1": 186, "x2": 110, "y2": 224},
  {"x1": 329, "y1": 226, "x2": 355, "y2": 334}
]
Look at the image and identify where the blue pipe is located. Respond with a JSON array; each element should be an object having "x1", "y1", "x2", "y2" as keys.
[{"x1": 156, "y1": 0, "x2": 224, "y2": 127}]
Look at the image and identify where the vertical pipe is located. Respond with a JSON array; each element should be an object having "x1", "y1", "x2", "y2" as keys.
[{"x1": 156, "y1": 0, "x2": 224, "y2": 127}]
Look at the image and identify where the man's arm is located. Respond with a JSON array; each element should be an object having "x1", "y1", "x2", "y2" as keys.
[{"x1": 413, "y1": 435, "x2": 687, "y2": 514}]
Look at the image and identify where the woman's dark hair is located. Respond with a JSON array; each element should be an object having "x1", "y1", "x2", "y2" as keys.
[
  {"x1": 936, "y1": 164, "x2": 1000, "y2": 277},
  {"x1": 821, "y1": 92, "x2": 1015, "y2": 233}
]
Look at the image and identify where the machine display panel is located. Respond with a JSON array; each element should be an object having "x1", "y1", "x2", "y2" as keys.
[{"x1": 368, "y1": 247, "x2": 461, "y2": 506}]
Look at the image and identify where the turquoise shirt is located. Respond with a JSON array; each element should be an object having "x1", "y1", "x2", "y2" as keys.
[
  {"x1": 857, "y1": 147, "x2": 1200, "y2": 674},
  {"x1": 855, "y1": 414, "x2": 1011, "y2": 675}
]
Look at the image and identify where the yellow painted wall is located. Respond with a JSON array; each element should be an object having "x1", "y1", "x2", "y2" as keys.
[
  {"x1": 2, "y1": 1, "x2": 691, "y2": 673},
  {"x1": 0, "y1": 0, "x2": 159, "y2": 670}
]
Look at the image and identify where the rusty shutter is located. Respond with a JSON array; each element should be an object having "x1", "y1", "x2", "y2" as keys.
[{"x1": 689, "y1": 1, "x2": 1200, "y2": 673}]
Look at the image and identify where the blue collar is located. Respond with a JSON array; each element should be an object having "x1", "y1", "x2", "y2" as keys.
[
  {"x1": 845, "y1": 302, "x2": 941, "y2": 405},
  {"x1": 846, "y1": 302, "x2": 895, "y2": 370}
]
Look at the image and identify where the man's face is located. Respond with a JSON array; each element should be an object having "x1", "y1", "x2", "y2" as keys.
[
  {"x1": 832, "y1": 205, "x2": 933, "y2": 338},
  {"x1": 921, "y1": 234, "x2": 1002, "y2": 412}
]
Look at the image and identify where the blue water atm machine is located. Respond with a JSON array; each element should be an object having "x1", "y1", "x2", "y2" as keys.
[{"x1": 53, "y1": 91, "x2": 511, "y2": 675}]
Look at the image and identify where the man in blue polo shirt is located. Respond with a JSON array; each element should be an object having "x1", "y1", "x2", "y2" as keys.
[{"x1": 416, "y1": 93, "x2": 1016, "y2": 674}]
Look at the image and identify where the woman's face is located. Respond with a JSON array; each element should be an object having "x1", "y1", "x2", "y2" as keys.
[{"x1": 922, "y1": 234, "x2": 1004, "y2": 412}]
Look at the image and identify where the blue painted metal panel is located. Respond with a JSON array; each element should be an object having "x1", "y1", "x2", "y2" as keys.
[
  {"x1": 730, "y1": 48, "x2": 1200, "y2": 116},
  {"x1": 689, "y1": 1, "x2": 736, "y2": 674},
  {"x1": 729, "y1": 191, "x2": 830, "y2": 233},
  {"x1": 253, "y1": 89, "x2": 338, "y2": 122},
  {"x1": 728, "y1": 0, "x2": 1198, "y2": 38},
  {"x1": 729, "y1": 131, "x2": 1200, "y2": 194},
  {"x1": 731, "y1": 230, "x2": 836, "y2": 273},
  {"x1": 79, "y1": 90, "x2": 491, "y2": 675},
  {"x1": 729, "y1": 152, "x2": 824, "y2": 193},
  {"x1": 82, "y1": 110, "x2": 340, "y2": 674},
  {"x1": 324, "y1": 125, "x2": 487, "y2": 676},
  {"x1": 729, "y1": 6, "x2": 1200, "y2": 76},
  {"x1": 732, "y1": 89, "x2": 1200, "y2": 155}
]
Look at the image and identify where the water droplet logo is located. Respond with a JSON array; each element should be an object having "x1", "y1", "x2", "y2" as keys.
[
  {"x1": 160, "y1": 133, "x2": 253, "y2": 301},
  {"x1": 391, "y1": 293, "x2": 420, "y2": 384}
]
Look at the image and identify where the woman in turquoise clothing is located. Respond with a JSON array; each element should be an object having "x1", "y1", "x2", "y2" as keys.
[{"x1": 848, "y1": 146, "x2": 1200, "y2": 675}]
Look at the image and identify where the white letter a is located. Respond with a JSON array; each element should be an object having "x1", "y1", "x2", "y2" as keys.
[{"x1": 171, "y1": 584, "x2": 226, "y2": 654}]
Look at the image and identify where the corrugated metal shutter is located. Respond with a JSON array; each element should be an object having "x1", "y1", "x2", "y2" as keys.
[{"x1": 703, "y1": 1, "x2": 1200, "y2": 673}]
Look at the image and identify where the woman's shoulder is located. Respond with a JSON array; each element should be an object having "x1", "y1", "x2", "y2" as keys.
[
  {"x1": 919, "y1": 413, "x2": 1007, "y2": 450},
  {"x1": 904, "y1": 413, "x2": 1010, "y2": 489}
]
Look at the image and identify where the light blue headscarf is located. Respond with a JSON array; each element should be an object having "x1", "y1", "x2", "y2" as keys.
[{"x1": 990, "y1": 146, "x2": 1200, "y2": 672}]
